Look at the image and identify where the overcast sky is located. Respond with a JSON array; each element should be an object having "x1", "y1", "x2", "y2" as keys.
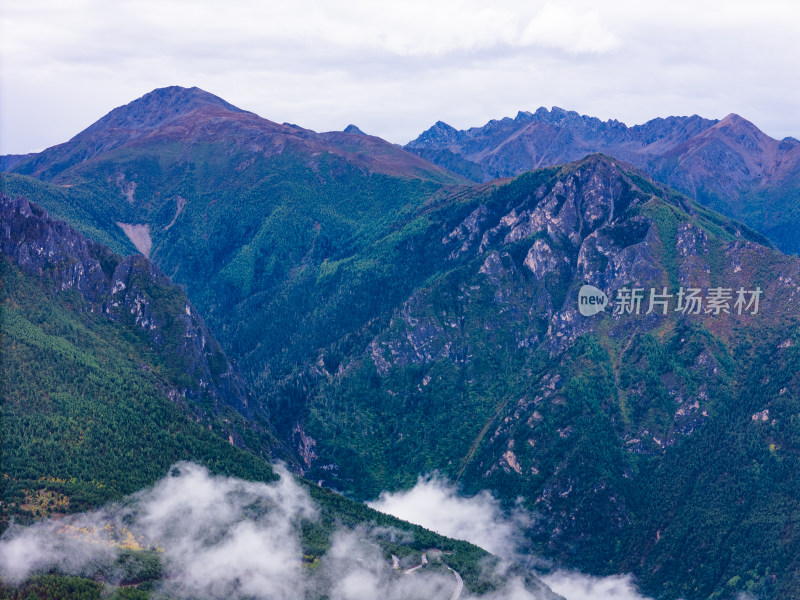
[{"x1": 2, "y1": 0, "x2": 799, "y2": 154}]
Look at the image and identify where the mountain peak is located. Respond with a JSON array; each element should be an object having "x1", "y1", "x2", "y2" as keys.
[
  {"x1": 343, "y1": 124, "x2": 367, "y2": 135},
  {"x1": 718, "y1": 112, "x2": 744, "y2": 124},
  {"x1": 79, "y1": 86, "x2": 248, "y2": 138},
  {"x1": 11, "y1": 86, "x2": 267, "y2": 180},
  {"x1": 708, "y1": 112, "x2": 767, "y2": 137},
  {"x1": 406, "y1": 120, "x2": 461, "y2": 148},
  {"x1": 561, "y1": 153, "x2": 645, "y2": 182}
]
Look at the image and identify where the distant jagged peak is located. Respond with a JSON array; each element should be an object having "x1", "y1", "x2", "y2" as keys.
[
  {"x1": 686, "y1": 112, "x2": 782, "y2": 153},
  {"x1": 411, "y1": 107, "x2": 639, "y2": 151},
  {"x1": 414, "y1": 107, "x2": 724, "y2": 145},
  {"x1": 533, "y1": 106, "x2": 551, "y2": 119},
  {"x1": 77, "y1": 85, "x2": 250, "y2": 138},
  {"x1": 516, "y1": 106, "x2": 603, "y2": 127},
  {"x1": 406, "y1": 120, "x2": 461, "y2": 148},
  {"x1": 717, "y1": 112, "x2": 748, "y2": 126},
  {"x1": 693, "y1": 113, "x2": 794, "y2": 148},
  {"x1": 710, "y1": 112, "x2": 765, "y2": 135},
  {"x1": 629, "y1": 113, "x2": 718, "y2": 132},
  {"x1": 548, "y1": 106, "x2": 572, "y2": 119},
  {"x1": 779, "y1": 136, "x2": 800, "y2": 150},
  {"x1": 343, "y1": 124, "x2": 367, "y2": 135}
]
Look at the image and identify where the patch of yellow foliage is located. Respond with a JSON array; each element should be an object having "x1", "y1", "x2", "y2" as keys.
[
  {"x1": 20, "y1": 489, "x2": 70, "y2": 518},
  {"x1": 56, "y1": 522, "x2": 152, "y2": 551}
]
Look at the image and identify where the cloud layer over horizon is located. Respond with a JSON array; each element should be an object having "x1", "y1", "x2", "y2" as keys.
[{"x1": 1, "y1": 0, "x2": 799, "y2": 154}]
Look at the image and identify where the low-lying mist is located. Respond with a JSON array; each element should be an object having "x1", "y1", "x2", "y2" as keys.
[
  {"x1": 0, "y1": 463, "x2": 556, "y2": 599},
  {"x1": 1, "y1": 463, "x2": 313, "y2": 598},
  {"x1": 368, "y1": 475, "x2": 655, "y2": 600}
]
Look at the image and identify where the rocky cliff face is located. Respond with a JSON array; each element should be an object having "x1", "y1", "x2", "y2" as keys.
[
  {"x1": 369, "y1": 156, "x2": 786, "y2": 368},
  {"x1": 1, "y1": 191, "x2": 256, "y2": 418},
  {"x1": 289, "y1": 156, "x2": 800, "y2": 599}
]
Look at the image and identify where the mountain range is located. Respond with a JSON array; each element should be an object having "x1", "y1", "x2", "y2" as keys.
[
  {"x1": 406, "y1": 107, "x2": 800, "y2": 255},
  {"x1": 3, "y1": 85, "x2": 800, "y2": 600}
]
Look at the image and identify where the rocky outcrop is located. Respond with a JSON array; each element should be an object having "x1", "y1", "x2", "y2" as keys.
[{"x1": 371, "y1": 156, "x2": 760, "y2": 373}]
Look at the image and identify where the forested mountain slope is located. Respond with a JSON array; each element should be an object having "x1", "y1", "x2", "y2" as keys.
[{"x1": 1, "y1": 191, "x2": 285, "y2": 524}]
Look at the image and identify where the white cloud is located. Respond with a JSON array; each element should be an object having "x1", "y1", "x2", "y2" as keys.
[
  {"x1": 0, "y1": 462, "x2": 315, "y2": 599},
  {"x1": 136, "y1": 463, "x2": 316, "y2": 600},
  {"x1": 1, "y1": 0, "x2": 799, "y2": 153},
  {"x1": 543, "y1": 571, "x2": 653, "y2": 600},
  {"x1": 319, "y1": 528, "x2": 455, "y2": 600},
  {"x1": 368, "y1": 476, "x2": 656, "y2": 600},
  {"x1": 0, "y1": 519, "x2": 115, "y2": 583},
  {"x1": 520, "y1": 5, "x2": 621, "y2": 54},
  {"x1": 0, "y1": 463, "x2": 562, "y2": 599},
  {"x1": 368, "y1": 474, "x2": 527, "y2": 558}
]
